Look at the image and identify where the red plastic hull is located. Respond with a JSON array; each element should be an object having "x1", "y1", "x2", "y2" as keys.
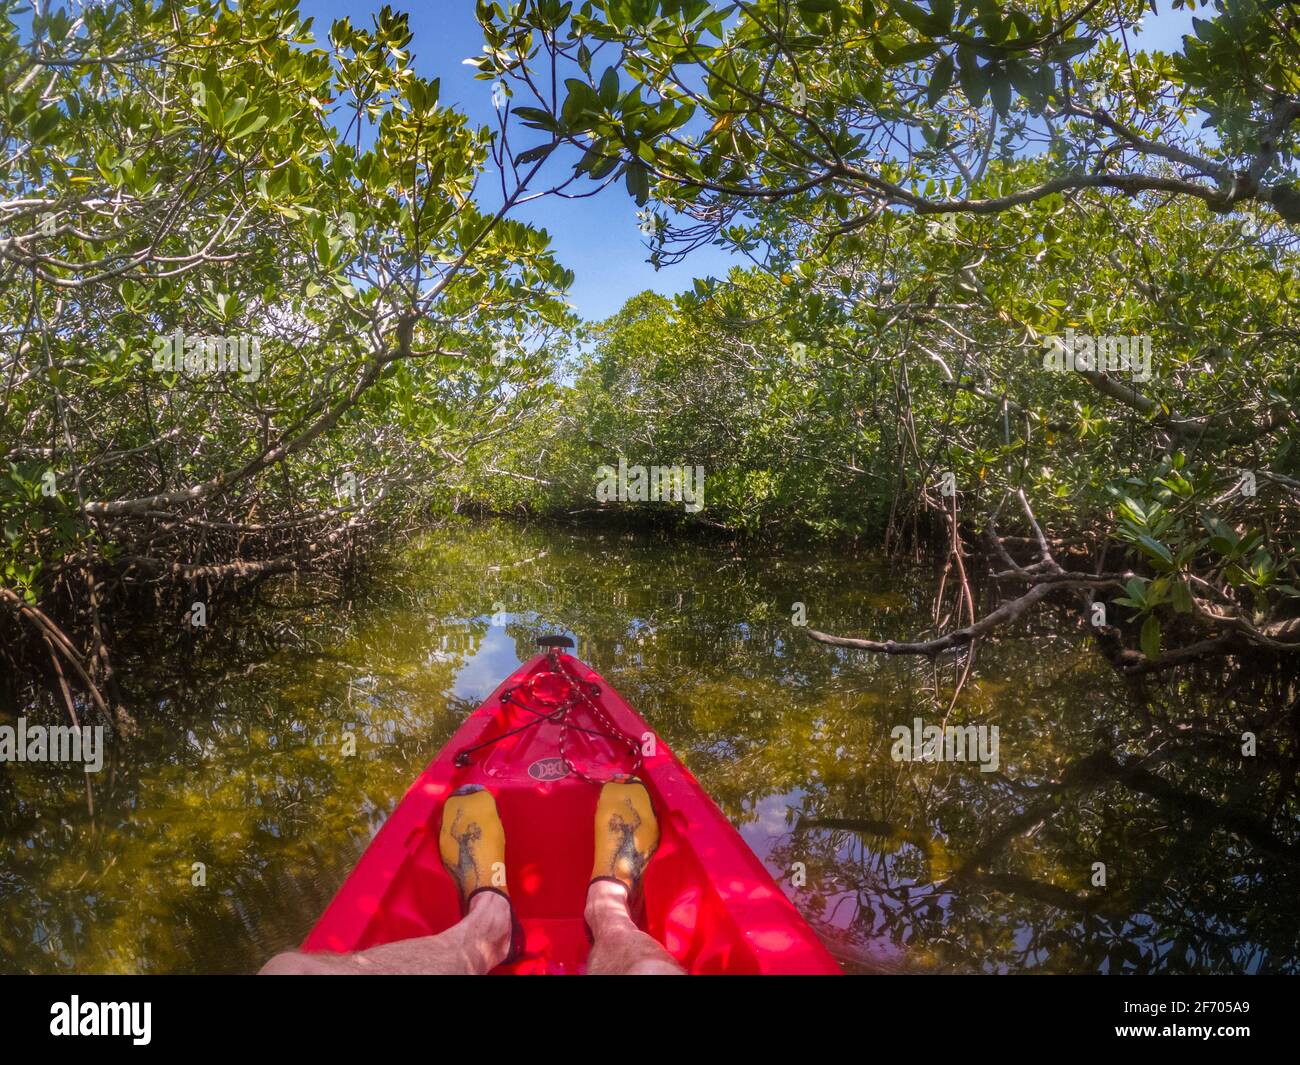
[{"x1": 303, "y1": 651, "x2": 841, "y2": 974}]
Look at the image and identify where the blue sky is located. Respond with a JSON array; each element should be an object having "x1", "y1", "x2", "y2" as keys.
[{"x1": 299, "y1": 1, "x2": 1198, "y2": 322}]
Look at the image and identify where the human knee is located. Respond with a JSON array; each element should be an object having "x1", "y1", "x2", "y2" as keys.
[{"x1": 259, "y1": 950, "x2": 325, "y2": 975}]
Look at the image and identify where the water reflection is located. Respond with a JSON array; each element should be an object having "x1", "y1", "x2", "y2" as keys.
[{"x1": 1, "y1": 520, "x2": 1296, "y2": 973}]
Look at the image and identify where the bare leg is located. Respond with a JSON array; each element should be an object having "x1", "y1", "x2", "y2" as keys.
[
  {"x1": 584, "y1": 879, "x2": 685, "y2": 976},
  {"x1": 260, "y1": 890, "x2": 511, "y2": 975}
]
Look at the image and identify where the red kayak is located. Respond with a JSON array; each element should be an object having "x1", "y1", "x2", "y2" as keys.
[{"x1": 303, "y1": 638, "x2": 841, "y2": 974}]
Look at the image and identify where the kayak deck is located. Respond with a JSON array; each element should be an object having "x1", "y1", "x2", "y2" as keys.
[{"x1": 303, "y1": 650, "x2": 841, "y2": 974}]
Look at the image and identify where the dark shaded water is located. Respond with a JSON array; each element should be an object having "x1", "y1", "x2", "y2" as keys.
[{"x1": 2, "y1": 520, "x2": 1297, "y2": 973}]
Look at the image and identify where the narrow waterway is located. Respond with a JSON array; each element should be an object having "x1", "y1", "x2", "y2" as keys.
[{"x1": 2, "y1": 520, "x2": 1296, "y2": 973}]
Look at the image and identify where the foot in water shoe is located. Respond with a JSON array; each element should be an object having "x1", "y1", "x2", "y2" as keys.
[
  {"x1": 590, "y1": 777, "x2": 659, "y2": 898},
  {"x1": 438, "y1": 785, "x2": 524, "y2": 964}
]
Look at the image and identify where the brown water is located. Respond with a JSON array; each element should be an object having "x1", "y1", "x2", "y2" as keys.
[{"x1": 1, "y1": 519, "x2": 1296, "y2": 973}]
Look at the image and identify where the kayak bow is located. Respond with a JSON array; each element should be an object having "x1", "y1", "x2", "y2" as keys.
[{"x1": 303, "y1": 641, "x2": 841, "y2": 975}]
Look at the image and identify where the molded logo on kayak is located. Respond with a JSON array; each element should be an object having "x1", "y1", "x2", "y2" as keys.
[{"x1": 528, "y1": 757, "x2": 570, "y2": 782}]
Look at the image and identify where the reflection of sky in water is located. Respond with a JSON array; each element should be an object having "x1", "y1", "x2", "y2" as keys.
[
  {"x1": 449, "y1": 612, "x2": 577, "y2": 703},
  {"x1": 741, "y1": 789, "x2": 801, "y2": 852},
  {"x1": 738, "y1": 788, "x2": 912, "y2": 970},
  {"x1": 450, "y1": 623, "x2": 525, "y2": 703}
]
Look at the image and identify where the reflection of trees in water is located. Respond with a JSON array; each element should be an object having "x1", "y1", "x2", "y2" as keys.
[
  {"x1": 767, "y1": 716, "x2": 1300, "y2": 974},
  {"x1": 2, "y1": 520, "x2": 1295, "y2": 973},
  {"x1": 473, "y1": 522, "x2": 1300, "y2": 973}
]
